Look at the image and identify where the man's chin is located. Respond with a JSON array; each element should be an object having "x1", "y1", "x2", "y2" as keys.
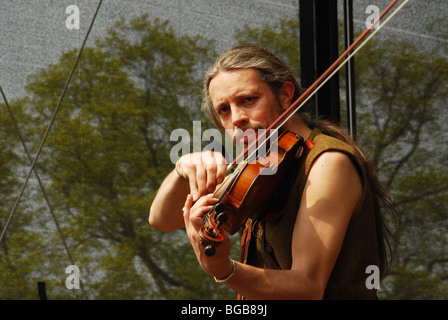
[{"x1": 236, "y1": 141, "x2": 258, "y2": 158}]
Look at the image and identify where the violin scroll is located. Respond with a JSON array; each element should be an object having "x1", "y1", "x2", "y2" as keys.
[
  {"x1": 198, "y1": 131, "x2": 312, "y2": 257},
  {"x1": 199, "y1": 203, "x2": 227, "y2": 256}
]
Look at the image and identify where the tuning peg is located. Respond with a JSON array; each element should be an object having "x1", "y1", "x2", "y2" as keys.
[{"x1": 204, "y1": 244, "x2": 216, "y2": 256}]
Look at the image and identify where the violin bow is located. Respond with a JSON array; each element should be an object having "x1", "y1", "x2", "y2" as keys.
[{"x1": 227, "y1": 0, "x2": 410, "y2": 172}]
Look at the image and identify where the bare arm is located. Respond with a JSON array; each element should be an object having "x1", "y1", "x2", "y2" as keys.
[
  {"x1": 183, "y1": 151, "x2": 362, "y2": 299},
  {"x1": 149, "y1": 151, "x2": 227, "y2": 232},
  {"x1": 149, "y1": 169, "x2": 190, "y2": 231}
]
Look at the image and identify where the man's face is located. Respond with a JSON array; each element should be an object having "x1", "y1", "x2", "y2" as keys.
[{"x1": 208, "y1": 68, "x2": 283, "y2": 148}]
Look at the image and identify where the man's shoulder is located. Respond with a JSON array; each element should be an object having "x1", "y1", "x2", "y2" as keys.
[
  {"x1": 312, "y1": 132, "x2": 355, "y2": 155},
  {"x1": 303, "y1": 132, "x2": 356, "y2": 173}
]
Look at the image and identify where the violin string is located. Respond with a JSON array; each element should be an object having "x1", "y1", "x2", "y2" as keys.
[
  {"x1": 265, "y1": 0, "x2": 409, "y2": 146},
  {"x1": 227, "y1": 0, "x2": 409, "y2": 173}
]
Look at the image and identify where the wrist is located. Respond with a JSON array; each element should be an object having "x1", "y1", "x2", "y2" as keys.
[{"x1": 214, "y1": 259, "x2": 237, "y2": 284}]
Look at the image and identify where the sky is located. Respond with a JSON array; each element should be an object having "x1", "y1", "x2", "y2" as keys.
[
  {"x1": 1, "y1": 0, "x2": 446, "y2": 102},
  {"x1": 1, "y1": 0, "x2": 447, "y2": 299}
]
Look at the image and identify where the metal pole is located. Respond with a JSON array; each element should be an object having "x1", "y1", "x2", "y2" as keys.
[{"x1": 344, "y1": 0, "x2": 357, "y2": 139}]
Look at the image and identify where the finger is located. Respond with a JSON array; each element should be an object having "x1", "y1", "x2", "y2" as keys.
[
  {"x1": 195, "y1": 164, "x2": 207, "y2": 198},
  {"x1": 206, "y1": 162, "x2": 218, "y2": 193},
  {"x1": 190, "y1": 193, "x2": 218, "y2": 213},
  {"x1": 195, "y1": 193, "x2": 219, "y2": 208},
  {"x1": 183, "y1": 194, "x2": 197, "y2": 243},
  {"x1": 188, "y1": 175, "x2": 199, "y2": 202},
  {"x1": 182, "y1": 194, "x2": 194, "y2": 222},
  {"x1": 188, "y1": 194, "x2": 218, "y2": 219},
  {"x1": 180, "y1": 154, "x2": 200, "y2": 201},
  {"x1": 216, "y1": 163, "x2": 227, "y2": 185},
  {"x1": 205, "y1": 151, "x2": 227, "y2": 193},
  {"x1": 213, "y1": 153, "x2": 227, "y2": 185}
]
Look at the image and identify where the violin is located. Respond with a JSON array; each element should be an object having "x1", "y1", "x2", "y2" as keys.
[
  {"x1": 198, "y1": 0, "x2": 407, "y2": 256},
  {"x1": 199, "y1": 130, "x2": 314, "y2": 256}
]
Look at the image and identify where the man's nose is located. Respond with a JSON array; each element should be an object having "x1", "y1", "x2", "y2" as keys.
[{"x1": 231, "y1": 106, "x2": 249, "y2": 127}]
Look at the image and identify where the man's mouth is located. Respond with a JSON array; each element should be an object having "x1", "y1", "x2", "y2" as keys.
[
  {"x1": 238, "y1": 131, "x2": 257, "y2": 146},
  {"x1": 233, "y1": 128, "x2": 259, "y2": 148}
]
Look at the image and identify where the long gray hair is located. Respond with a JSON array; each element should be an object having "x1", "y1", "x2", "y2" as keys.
[
  {"x1": 201, "y1": 44, "x2": 304, "y2": 132},
  {"x1": 201, "y1": 44, "x2": 399, "y2": 278}
]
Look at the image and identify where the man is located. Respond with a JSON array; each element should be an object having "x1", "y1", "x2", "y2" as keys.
[{"x1": 149, "y1": 44, "x2": 398, "y2": 299}]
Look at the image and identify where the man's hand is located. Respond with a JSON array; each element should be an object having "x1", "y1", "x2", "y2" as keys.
[
  {"x1": 182, "y1": 193, "x2": 233, "y2": 279},
  {"x1": 176, "y1": 151, "x2": 227, "y2": 201}
]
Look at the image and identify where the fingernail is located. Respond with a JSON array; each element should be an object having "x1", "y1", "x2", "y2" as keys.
[{"x1": 193, "y1": 194, "x2": 198, "y2": 202}]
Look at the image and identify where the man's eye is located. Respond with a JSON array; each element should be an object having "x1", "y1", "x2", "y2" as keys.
[{"x1": 218, "y1": 106, "x2": 229, "y2": 115}]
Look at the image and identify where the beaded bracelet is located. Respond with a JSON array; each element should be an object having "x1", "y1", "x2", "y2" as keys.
[
  {"x1": 214, "y1": 259, "x2": 237, "y2": 283},
  {"x1": 175, "y1": 160, "x2": 187, "y2": 179}
]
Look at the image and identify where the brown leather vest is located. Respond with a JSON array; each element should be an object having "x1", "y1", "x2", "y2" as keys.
[{"x1": 243, "y1": 128, "x2": 380, "y2": 299}]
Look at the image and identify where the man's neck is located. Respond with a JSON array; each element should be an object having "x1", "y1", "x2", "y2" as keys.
[{"x1": 285, "y1": 117, "x2": 312, "y2": 140}]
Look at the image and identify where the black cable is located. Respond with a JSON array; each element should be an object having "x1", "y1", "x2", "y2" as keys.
[{"x1": 1, "y1": 0, "x2": 103, "y2": 245}]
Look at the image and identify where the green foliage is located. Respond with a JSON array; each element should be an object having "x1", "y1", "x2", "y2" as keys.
[
  {"x1": 2, "y1": 12, "x2": 447, "y2": 300},
  {"x1": 352, "y1": 36, "x2": 448, "y2": 299},
  {"x1": 0, "y1": 101, "x2": 21, "y2": 209},
  {"x1": 234, "y1": 17, "x2": 448, "y2": 299},
  {"x1": 381, "y1": 264, "x2": 448, "y2": 299},
  {"x1": 0, "y1": 14, "x2": 234, "y2": 300},
  {"x1": 235, "y1": 18, "x2": 301, "y2": 77}
]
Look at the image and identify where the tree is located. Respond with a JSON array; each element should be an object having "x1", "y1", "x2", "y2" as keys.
[
  {"x1": 3, "y1": 12, "x2": 447, "y2": 301},
  {"x1": 235, "y1": 18, "x2": 301, "y2": 77},
  {"x1": 1, "y1": 15, "x2": 238, "y2": 299},
  {"x1": 0, "y1": 98, "x2": 37, "y2": 298},
  {"x1": 235, "y1": 17, "x2": 448, "y2": 299},
  {"x1": 355, "y1": 37, "x2": 448, "y2": 299}
]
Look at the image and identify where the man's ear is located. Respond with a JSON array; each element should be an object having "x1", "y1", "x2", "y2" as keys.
[{"x1": 280, "y1": 81, "x2": 295, "y2": 110}]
